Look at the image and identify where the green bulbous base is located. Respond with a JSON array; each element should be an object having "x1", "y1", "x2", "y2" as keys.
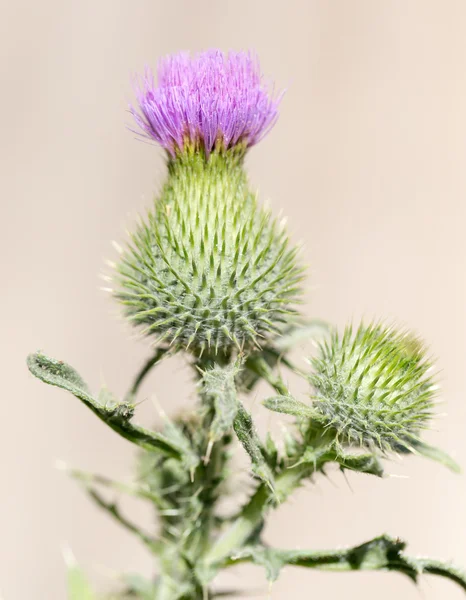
[
  {"x1": 309, "y1": 323, "x2": 436, "y2": 453},
  {"x1": 116, "y1": 148, "x2": 303, "y2": 354}
]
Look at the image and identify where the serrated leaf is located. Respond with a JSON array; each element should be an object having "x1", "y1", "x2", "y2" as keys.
[
  {"x1": 263, "y1": 395, "x2": 314, "y2": 418},
  {"x1": 201, "y1": 361, "x2": 241, "y2": 443},
  {"x1": 27, "y1": 352, "x2": 198, "y2": 468},
  {"x1": 233, "y1": 403, "x2": 275, "y2": 490},
  {"x1": 229, "y1": 535, "x2": 466, "y2": 591},
  {"x1": 289, "y1": 442, "x2": 384, "y2": 477}
]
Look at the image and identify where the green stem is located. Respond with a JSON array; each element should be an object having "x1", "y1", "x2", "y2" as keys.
[
  {"x1": 243, "y1": 355, "x2": 289, "y2": 396},
  {"x1": 68, "y1": 467, "x2": 171, "y2": 509},
  {"x1": 124, "y1": 347, "x2": 169, "y2": 402},
  {"x1": 225, "y1": 534, "x2": 466, "y2": 592},
  {"x1": 203, "y1": 462, "x2": 313, "y2": 567},
  {"x1": 86, "y1": 488, "x2": 160, "y2": 554}
]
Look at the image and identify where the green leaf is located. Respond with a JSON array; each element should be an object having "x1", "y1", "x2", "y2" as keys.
[
  {"x1": 228, "y1": 534, "x2": 466, "y2": 591},
  {"x1": 66, "y1": 561, "x2": 95, "y2": 600},
  {"x1": 27, "y1": 352, "x2": 198, "y2": 468},
  {"x1": 201, "y1": 360, "x2": 241, "y2": 443},
  {"x1": 287, "y1": 441, "x2": 384, "y2": 477},
  {"x1": 233, "y1": 403, "x2": 275, "y2": 490},
  {"x1": 412, "y1": 440, "x2": 461, "y2": 474},
  {"x1": 263, "y1": 395, "x2": 314, "y2": 419},
  {"x1": 333, "y1": 449, "x2": 384, "y2": 478}
]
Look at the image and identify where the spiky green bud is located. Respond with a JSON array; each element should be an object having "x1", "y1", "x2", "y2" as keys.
[
  {"x1": 309, "y1": 322, "x2": 436, "y2": 453},
  {"x1": 115, "y1": 148, "x2": 302, "y2": 354}
]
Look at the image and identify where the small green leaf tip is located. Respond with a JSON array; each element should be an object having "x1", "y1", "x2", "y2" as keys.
[
  {"x1": 115, "y1": 150, "x2": 303, "y2": 355},
  {"x1": 309, "y1": 322, "x2": 440, "y2": 456}
]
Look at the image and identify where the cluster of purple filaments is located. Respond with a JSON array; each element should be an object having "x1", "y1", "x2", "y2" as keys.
[{"x1": 130, "y1": 50, "x2": 282, "y2": 156}]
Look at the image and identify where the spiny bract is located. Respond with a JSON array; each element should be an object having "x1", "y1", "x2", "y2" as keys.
[
  {"x1": 309, "y1": 322, "x2": 437, "y2": 453},
  {"x1": 115, "y1": 149, "x2": 303, "y2": 354}
]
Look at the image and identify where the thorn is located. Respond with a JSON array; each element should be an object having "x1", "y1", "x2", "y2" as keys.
[
  {"x1": 61, "y1": 543, "x2": 76, "y2": 567},
  {"x1": 111, "y1": 240, "x2": 123, "y2": 254},
  {"x1": 203, "y1": 439, "x2": 214, "y2": 465},
  {"x1": 340, "y1": 468, "x2": 354, "y2": 493}
]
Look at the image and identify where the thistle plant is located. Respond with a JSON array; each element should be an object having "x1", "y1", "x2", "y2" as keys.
[{"x1": 28, "y1": 50, "x2": 465, "y2": 599}]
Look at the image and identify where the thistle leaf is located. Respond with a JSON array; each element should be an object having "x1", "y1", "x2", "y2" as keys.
[
  {"x1": 229, "y1": 534, "x2": 466, "y2": 591},
  {"x1": 263, "y1": 395, "x2": 314, "y2": 419},
  {"x1": 233, "y1": 403, "x2": 275, "y2": 490},
  {"x1": 27, "y1": 352, "x2": 198, "y2": 467}
]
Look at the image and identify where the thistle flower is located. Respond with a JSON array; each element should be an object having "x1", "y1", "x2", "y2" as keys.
[
  {"x1": 309, "y1": 322, "x2": 437, "y2": 454},
  {"x1": 27, "y1": 46, "x2": 466, "y2": 597},
  {"x1": 130, "y1": 50, "x2": 282, "y2": 156},
  {"x1": 116, "y1": 50, "x2": 302, "y2": 355}
]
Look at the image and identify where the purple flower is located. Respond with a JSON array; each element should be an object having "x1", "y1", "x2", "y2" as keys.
[{"x1": 129, "y1": 50, "x2": 282, "y2": 156}]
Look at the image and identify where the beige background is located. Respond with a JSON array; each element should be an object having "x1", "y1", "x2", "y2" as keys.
[{"x1": 2, "y1": 0, "x2": 466, "y2": 598}]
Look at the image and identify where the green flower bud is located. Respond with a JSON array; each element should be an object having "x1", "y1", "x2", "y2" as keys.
[
  {"x1": 115, "y1": 148, "x2": 303, "y2": 354},
  {"x1": 309, "y1": 322, "x2": 436, "y2": 453}
]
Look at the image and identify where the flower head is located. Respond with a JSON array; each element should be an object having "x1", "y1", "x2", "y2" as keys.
[
  {"x1": 130, "y1": 50, "x2": 282, "y2": 156},
  {"x1": 309, "y1": 322, "x2": 437, "y2": 454},
  {"x1": 115, "y1": 151, "x2": 302, "y2": 355}
]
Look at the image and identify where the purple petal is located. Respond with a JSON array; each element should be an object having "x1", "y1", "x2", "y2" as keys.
[{"x1": 129, "y1": 49, "x2": 282, "y2": 156}]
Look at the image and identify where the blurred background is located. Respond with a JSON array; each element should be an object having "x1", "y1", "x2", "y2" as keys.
[{"x1": 2, "y1": 0, "x2": 466, "y2": 598}]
